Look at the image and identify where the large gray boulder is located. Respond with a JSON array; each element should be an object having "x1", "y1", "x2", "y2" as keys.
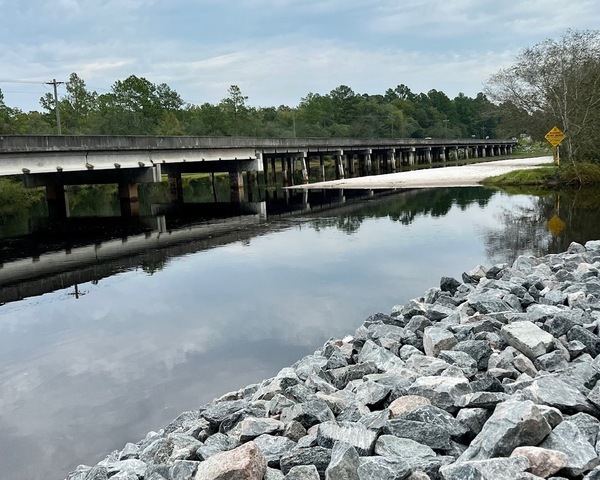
[
  {"x1": 284, "y1": 465, "x2": 320, "y2": 480},
  {"x1": 324, "y1": 442, "x2": 360, "y2": 480},
  {"x1": 316, "y1": 422, "x2": 378, "y2": 456},
  {"x1": 520, "y1": 375, "x2": 598, "y2": 415},
  {"x1": 540, "y1": 420, "x2": 600, "y2": 476},
  {"x1": 458, "y1": 400, "x2": 552, "y2": 461},
  {"x1": 280, "y1": 447, "x2": 332, "y2": 478},
  {"x1": 439, "y1": 456, "x2": 530, "y2": 480},
  {"x1": 383, "y1": 419, "x2": 451, "y2": 450},
  {"x1": 510, "y1": 446, "x2": 568, "y2": 478},
  {"x1": 280, "y1": 399, "x2": 335, "y2": 429},
  {"x1": 357, "y1": 457, "x2": 412, "y2": 480},
  {"x1": 358, "y1": 340, "x2": 404, "y2": 372},
  {"x1": 374, "y1": 435, "x2": 435, "y2": 458},
  {"x1": 194, "y1": 441, "x2": 267, "y2": 480},
  {"x1": 406, "y1": 376, "x2": 471, "y2": 411},
  {"x1": 423, "y1": 327, "x2": 458, "y2": 357},
  {"x1": 500, "y1": 321, "x2": 554, "y2": 360},
  {"x1": 252, "y1": 434, "x2": 296, "y2": 468}
]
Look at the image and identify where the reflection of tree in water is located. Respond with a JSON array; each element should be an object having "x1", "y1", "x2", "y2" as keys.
[
  {"x1": 310, "y1": 187, "x2": 496, "y2": 234},
  {"x1": 484, "y1": 188, "x2": 600, "y2": 265}
]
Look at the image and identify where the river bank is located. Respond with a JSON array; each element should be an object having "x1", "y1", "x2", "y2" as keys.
[
  {"x1": 67, "y1": 240, "x2": 600, "y2": 479},
  {"x1": 288, "y1": 156, "x2": 554, "y2": 190}
]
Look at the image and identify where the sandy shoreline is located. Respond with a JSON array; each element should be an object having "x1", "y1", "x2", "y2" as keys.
[{"x1": 289, "y1": 156, "x2": 554, "y2": 189}]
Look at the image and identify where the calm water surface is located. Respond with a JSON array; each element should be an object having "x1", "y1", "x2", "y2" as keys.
[{"x1": 0, "y1": 185, "x2": 599, "y2": 480}]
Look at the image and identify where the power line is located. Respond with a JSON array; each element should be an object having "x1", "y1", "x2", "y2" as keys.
[{"x1": 0, "y1": 79, "x2": 47, "y2": 84}]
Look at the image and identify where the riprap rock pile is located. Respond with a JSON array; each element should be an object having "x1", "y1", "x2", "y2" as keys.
[{"x1": 68, "y1": 241, "x2": 600, "y2": 480}]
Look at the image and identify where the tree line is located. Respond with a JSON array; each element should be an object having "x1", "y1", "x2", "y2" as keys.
[
  {"x1": 0, "y1": 77, "x2": 511, "y2": 140},
  {"x1": 1, "y1": 29, "x2": 598, "y2": 162}
]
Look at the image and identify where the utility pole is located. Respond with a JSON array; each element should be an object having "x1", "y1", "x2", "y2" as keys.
[{"x1": 45, "y1": 78, "x2": 64, "y2": 134}]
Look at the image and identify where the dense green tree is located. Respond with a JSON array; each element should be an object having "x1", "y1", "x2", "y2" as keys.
[
  {"x1": 485, "y1": 29, "x2": 600, "y2": 162},
  {"x1": 220, "y1": 85, "x2": 248, "y2": 135},
  {"x1": 1, "y1": 72, "x2": 532, "y2": 142}
]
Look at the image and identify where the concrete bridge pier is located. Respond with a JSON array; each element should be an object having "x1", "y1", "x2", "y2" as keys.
[
  {"x1": 281, "y1": 158, "x2": 289, "y2": 186},
  {"x1": 472, "y1": 147, "x2": 479, "y2": 159},
  {"x1": 168, "y1": 173, "x2": 183, "y2": 203},
  {"x1": 408, "y1": 148, "x2": 416, "y2": 166},
  {"x1": 363, "y1": 150, "x2": 372, "y2": 175},
  {"x1": 300, "y1": 153, "x2": 309, "y2": 183},
  {"x1": 425, "y1": 147, "x2": 432, "y2": 164},
  {"x1": 335, "y1": 150, "x2": 345, "y2": 179},
  {"x1": 319, "y1": 155, "x2": 326, "y2": 181},
  {"x1": 229, "y1": 171, "x2": 244, "y2": 203},
  {"x1": 119, "y1": 183, "x2": 140, "y2": 216},
  {"x1": 347, "y1": 153, "x2": 355, "y2": 177},
  {"x1": 45, "y1": 184, "x2": 69, "y2": 218},
  {"x1": 388, "y1": 149, "x2": 396, "y2": 172},
  {"x1": 463, "y1": 147, "x2": 469, "y2": 160},
  {"x1": 269, "y1": 157, "x2": 277, "y2": 184}
]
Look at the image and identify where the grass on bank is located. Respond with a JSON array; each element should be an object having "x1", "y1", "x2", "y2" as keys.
[{"x1": 481, "y1": 162, "x2": 600, "y2": 188}]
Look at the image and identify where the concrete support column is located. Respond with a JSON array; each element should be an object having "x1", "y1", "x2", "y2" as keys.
[
  {"x1": 453, "y1": 147, "x2": 459, "y2": 161},
  {"x1": 347, "y1": 153, "x2": 355, "y2": 177},
  {"x1": 319, "y1": 155, "x2": 325, "y2": 181},
  {"x1": 300, "y1": 156, "x2": 309, "y2": 183},
  {"x1": 262, "y1": 156, "x2": 269, "y2": 185},
  {"x1": 229, "y1": 171, "x2": 244, "y2": 203},
  {"x1": 270, "y1": 157, "x2": 277, "y2": 184},
  {"x1": 289, "y1": 157, "x2": 295, "y2": 185},
  {"x1": 488, "y1": 146, "x2": 494, "y2": 157},
  {"x1": 281, "y1": 158, "x2": 289, "y2": 186},
  {"x1": 473, "y1": 147, "x2": 478, "y2": 158},
  {"x1": 119, "y1": 182, "x2": 139, "y2": 216},
  {"x1": 481, "y1": 147, "x2": 486, "y2": 158},
  {"x1": 46, "y1": 184, "x2": 68, "y2": 218},
  {"x1": 388, "y1": 149, "x2": 396, "y2": 172},
  {"x1": 408, "y1": 148, "x2": 416, "y2": 166},
  {"x1": 335, "y1": 151, "x2": 345, "y2": 179},
  {"x1": 365, "y1": 151, "x2": 372, "y2": 175},
  {"x1": 464, "y1": 147, "x2": 469, "y2": 160},
  {"x1": 425, "y1": 147, "x2": 432, "y2": 164},
  {"x1": 168, "y1": 172, "x2": 183, "y2": 203}
]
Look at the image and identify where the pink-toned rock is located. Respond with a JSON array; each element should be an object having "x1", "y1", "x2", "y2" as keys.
[
  {"x1": 389, "y1": 395, "x2": 431, "y2": 418},
  {"x1": 510, "y1": 446, "x2": 568, "y2": 478},
  {"x1": 194, "y1": 441, "x2": 267, "y2": 480}
]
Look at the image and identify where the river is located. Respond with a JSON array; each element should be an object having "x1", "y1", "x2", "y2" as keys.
[{"x1": 0, "y1": 182, "x2": 599, "y2": 480}]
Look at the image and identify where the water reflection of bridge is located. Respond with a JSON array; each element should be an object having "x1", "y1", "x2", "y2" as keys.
[{"x1": 0, "y1": 189, "x2": 415, "y2": 305}]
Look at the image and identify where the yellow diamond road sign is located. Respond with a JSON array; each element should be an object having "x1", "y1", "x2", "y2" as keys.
[{"x1": 545, "y1": 126, "x2": 566, "y2": 147}]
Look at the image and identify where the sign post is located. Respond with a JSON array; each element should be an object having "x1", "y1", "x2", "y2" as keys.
[{"x1": 544, "y1": 126, "x2": 566, "y2": 166}]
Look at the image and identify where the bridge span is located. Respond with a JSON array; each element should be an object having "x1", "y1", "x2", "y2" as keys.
[{"x1": 0, "y1": 135, "x2": 517, "y2": 216}]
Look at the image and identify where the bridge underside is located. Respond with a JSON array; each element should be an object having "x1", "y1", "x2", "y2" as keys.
[
  {"x1": 0, "y1": 136, "x2": 516, "y2": 217},
  {"x1": 14, "y1": 151, "x2": 263, "y2": 217}
]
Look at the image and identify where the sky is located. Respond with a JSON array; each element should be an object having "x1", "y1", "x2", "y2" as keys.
[{"x1": 0, "y1": 0, "x2": 599, "y2": 112}]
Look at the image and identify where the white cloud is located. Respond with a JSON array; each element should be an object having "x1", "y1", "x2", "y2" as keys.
[{"x1": 1, "y1": 0, "x2": 598, "y2": 111}]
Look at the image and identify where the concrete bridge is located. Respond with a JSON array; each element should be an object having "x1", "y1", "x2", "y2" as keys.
[{"x1": 0, "y1": 135, "x2": 517, "y2": 216}]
